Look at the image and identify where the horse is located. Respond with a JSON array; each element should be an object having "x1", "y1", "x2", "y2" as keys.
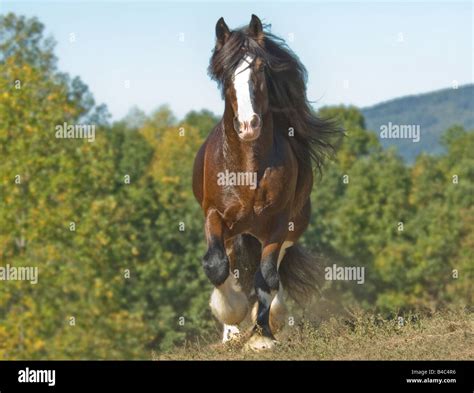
[{"x1": 192, "y1": 14, "x2": 342, "y2": 350}]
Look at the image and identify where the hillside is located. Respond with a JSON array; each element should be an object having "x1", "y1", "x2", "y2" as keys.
[
  {"x1": 362, "y1": 84, "x2": 473, "y2": 162},
  {"x1": 159, "y1": 310, "x2": 474, "y2": 360}
]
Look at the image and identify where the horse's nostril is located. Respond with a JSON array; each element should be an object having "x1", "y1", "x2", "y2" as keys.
[{"x1": 250, "y1": 114, "x2": 261, "y2": 129}]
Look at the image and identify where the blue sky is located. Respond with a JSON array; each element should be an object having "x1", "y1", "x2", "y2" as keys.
[{"x1": 2, "y1": 1, "x2": 472, "y2": 121}]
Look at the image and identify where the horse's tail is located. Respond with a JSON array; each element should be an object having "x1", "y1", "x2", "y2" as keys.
[{"x1": 279, "y1": 244, "x2": 325, "y2": 305}]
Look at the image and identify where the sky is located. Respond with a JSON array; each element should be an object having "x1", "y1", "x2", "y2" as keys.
[{"x1": 2, "y1": 1, "x2": 472, "y2": 121}]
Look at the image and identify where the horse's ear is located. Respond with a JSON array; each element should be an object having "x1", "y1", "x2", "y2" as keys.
[
  {"x1": 248, "y1": 14, "x2": 264, "y2": 45},
  {"x1": 215, "y1": 17, "x2": 230, "y2": 49}
]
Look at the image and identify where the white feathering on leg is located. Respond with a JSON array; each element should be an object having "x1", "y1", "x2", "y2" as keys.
[
  {"x1": 270, "y1": 241, "x2": 293, "y2": 332},
  {"x1": 210, "y1": 275, "x2": 248, "y2": 326},
  {"x1": 222, "y1": 324, "x2": 240, "y2": 343}
]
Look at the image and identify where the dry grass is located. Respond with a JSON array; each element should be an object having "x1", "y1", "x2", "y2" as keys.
[{"x1": 158, "y1": 309, "x2": 474, "y2": 360}]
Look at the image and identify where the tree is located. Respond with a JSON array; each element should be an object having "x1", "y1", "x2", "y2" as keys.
[{"x1": 0, "y1": 13, "x2": 149, "y2": 359}]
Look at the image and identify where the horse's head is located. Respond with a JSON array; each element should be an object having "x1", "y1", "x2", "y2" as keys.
[{"x1": 209, "y1": 15, "x2": 269, "y2": 142}]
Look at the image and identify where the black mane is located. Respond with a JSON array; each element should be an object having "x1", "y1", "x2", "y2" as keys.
[{"x1": 208, "y1": 25, "x2": 343, "y2": 171}]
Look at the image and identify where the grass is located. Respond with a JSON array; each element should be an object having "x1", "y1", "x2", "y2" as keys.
[{"x1": 158, "y1": 309, "x2": 474, "y2": 360}]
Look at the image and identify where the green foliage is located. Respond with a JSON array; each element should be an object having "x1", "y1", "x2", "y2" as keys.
[
  {"x1": 181, "y1": 109, "x2": 220, "y2": 139},
  {"x1": 305, "y1": 107, "x2": 473, "y2": 312}
]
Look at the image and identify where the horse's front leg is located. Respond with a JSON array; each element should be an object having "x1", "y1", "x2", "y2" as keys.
[
  {"x1": 248, "y1": 224, "x2": 288, "y2": 350},
  {"x1": 202, "y1": 209, "x2": 248, "y2": 342}
]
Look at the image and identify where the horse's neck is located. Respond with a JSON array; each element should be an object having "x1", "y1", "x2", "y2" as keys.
[{"x1": 222, "y1": 110, "x2": 274, "y2": 172}]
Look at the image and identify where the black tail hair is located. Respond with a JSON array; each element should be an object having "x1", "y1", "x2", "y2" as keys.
[{"x1": 279, "y1": 244, "x2": 325, "y2": 305}]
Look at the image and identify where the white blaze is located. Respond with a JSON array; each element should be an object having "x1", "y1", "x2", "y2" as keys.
[{"x1": 233, "y1": 55, "x2": 256, "y2": 124}]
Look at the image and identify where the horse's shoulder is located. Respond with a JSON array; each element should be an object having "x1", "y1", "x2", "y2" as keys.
[{"x1": 192, "y1": 122, "x2": 221, "y2": 204}]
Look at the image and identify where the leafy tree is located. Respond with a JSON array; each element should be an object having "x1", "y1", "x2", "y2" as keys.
[{"x1": 0, "y1": 13, "x2": 148, "y2": 359}]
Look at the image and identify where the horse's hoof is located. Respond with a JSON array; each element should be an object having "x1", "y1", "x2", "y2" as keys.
[{"x1": 245, "y1": 335, "x2": 277, "y2": 351}]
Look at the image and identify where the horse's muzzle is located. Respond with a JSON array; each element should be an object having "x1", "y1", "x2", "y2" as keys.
[{"x1": 234, "y1": 114, "x2": 261, "y2": 141}]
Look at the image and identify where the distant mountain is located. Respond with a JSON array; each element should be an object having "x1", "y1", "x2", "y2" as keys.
[{"x1": 361, "y1": 84, "x2": 473, "y2": 162}]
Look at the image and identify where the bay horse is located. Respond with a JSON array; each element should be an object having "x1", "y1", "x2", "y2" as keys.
[{"x1": 192, "y1": 15, "x2": 341, "y2": 350}]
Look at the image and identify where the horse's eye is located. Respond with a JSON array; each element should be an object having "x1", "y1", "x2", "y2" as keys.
[{"x1": 258, "y1": 65, "x2": 265, "y2": 73}]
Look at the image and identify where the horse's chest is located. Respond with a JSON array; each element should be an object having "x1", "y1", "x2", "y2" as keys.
[{"x1": 218, "y1": 166, "x2": 290, "y2": 229}]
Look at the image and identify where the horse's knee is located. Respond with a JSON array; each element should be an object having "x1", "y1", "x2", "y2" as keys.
[
  {"x1": 210, "y1": 276, "x2": 248, "y2": 325},
  {"x1": 203, "y1": 246, "x2": 229, "y2": 286}
]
